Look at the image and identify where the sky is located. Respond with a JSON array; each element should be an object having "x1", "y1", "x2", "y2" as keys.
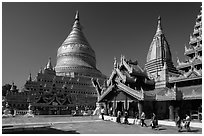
[{"x1": 2, "y1": 2, "x2": 201, "y2": 89}]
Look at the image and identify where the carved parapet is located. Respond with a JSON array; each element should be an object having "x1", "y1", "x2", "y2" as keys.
[
  {"x1": 189, "y1": 36, "x2": 197, "y2": 45},
  {"x1": 193, "y1": 28, "x2": 200, "y2": 35},
  {"x1": 195, "y1": 21, "x2": 202, "y2": 28}
]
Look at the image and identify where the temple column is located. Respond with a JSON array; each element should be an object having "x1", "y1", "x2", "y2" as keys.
[
  {"x1": 105, "y1": 101, "x2": 108, "y2": 115},
  {"x1": 138, "y1": 101, "x2": 143, "y2": 118},
  {"x1": 124, "y1": 93, "x2": 128, "y2": 111},
  {"x1": 113, "y1": 96, "x2": 117, "y2": 117},
  {"x1": 169, "y1": 105, "x2": 174, "y2": 120}
]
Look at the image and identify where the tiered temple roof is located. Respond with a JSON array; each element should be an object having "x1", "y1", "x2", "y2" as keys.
[
  {"x1": 172, "y1": 7, "x2": 202, "y2": 82},
  {"x1": 95, "y1": 8, "x2": 202, "y2": 103},
  {"x1": 93, "y1": 55, "x2": 183, "y2": 102}
]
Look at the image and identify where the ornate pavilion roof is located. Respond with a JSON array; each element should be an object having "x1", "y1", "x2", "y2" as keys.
[{"x1": 175, "y1": 7, "x2": 202, "y2": 82}]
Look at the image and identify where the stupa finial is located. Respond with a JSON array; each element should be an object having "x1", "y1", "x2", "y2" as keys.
[
  {"x1": 75, "y1": 10, "x2": 79, "y2": 21},
  {"x1": 46, "y1": 57, "x2": 53, "y2": 70},
  {"x1": 156, "y1": 16, "x2": 162, "y2": 34}
]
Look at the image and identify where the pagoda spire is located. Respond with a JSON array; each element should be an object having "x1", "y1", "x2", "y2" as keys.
[
  {"x1": 10, "y1": 82, "x2": 16, "y2": 91},
  {"x1": 156, "y1": 16, "x2": 163, "y2": 35},
  {"x1": 75, "y1": 10, "x2": 79, "y2": 21},
  {"x1": 73, "y1": 11, "x2": 81, "y2": 29},
  {"x1": 145, "y1": 16, "x2": 180, "y2": 88},
  {"x1": 28, "y1": 73, "x2": 32, "y2": 81},
  {"x1": 114, "y1": 57, "x2": 117, "y2": 68},
  {"x1": 46, "y1": 57, "x2": 53, "y2": 70}
]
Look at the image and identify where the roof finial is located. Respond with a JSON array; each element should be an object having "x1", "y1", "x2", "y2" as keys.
[
  {"x1": 75, "y1": 10, "x2": 79, "y2": 21},
  {"x1": 28, "y1": 73, "x2": 32, "y2": 81},
  {"x1": 46, "y1": 57, "x2": 53, "y2": 70},
  {"x1": 73, "y1": 11, "x2": 81, "y2": 29},
  {"x1": 10, "y1": 81, "x2": 16, "y2": 91},
  {"x1": 156, "y1": 16, "x2": 162, "y2": 34},
  {"x1": 158, "y1": 16, "x2": 161, "y2": 21},
  {"x1": 114, "y1": 57, "x2": 117, "y2": 68},
  {"x1": 177, "y1": 57, "x2": 181, "y2": 65}
]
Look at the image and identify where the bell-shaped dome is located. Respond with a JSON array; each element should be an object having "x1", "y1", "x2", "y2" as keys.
[
  {"x1": 55, "y1": 11, "x2": 102, "y2": 77},
  {"x1": 146, "y1": 16, "x2": 172, "y2": 63},
  {"x1": 145, "y1": 16, "x2": 179, "y2": 78}
]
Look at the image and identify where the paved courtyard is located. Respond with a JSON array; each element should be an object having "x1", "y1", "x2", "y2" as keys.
[{"x1": 2, "y1": 116, "x2": 202, "y2": 134}]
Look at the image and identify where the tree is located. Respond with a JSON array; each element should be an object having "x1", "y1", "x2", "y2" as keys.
[{"x1": 2, "y1": 84, "x2": 12, "y2": 96}]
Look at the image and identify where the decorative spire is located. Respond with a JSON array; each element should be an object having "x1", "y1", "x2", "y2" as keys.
[
  {"x1": 114, "y1": 57, "x2": 117, "y2": 68},
  {"x1": 145, "y1": 16, "x2": 179, "y2": 82},
  {"x1": 73, "y1": 11, "x2": 81, "y2": 29},
  {"x1": 156, "y1": 16, "x2": 162, "y2": 35},
  {"x1": 177, "y1": 57, "x2": 181, "y2": 65},
  {"x1": 28, "y1": 73, "x2": 32, "y2": 81},
  {"x1": 10, "y1": 82, "x2": 15, "y2": 91},
  {"x1": 46, "y1": 57, "x2": 53, "y2": 70},
  {"x1": 75, "y1": 10, "x2": 79, "y2": 21}
]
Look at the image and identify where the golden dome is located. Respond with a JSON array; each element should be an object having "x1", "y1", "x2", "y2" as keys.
[{"x1": 55, "y1": 11, "x2": 102, "y2": 77}]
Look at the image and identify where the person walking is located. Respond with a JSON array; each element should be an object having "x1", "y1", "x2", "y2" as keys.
[
  {"x1": 116, "y1": 111, "x2": 121, "y2": 123},
  {"x1": 101, "y1": 106, "x2": 105, "y2": 120},
  {"x1": 140, "y1": 112, "x2": 147, "y2": 127},
  {"x1": 151, "y1": 113, "x2": 158, "y2": 129},
  {"x1": 175, "y1": 114, "x2": 182, "y2": 132},
  {"x1": 184, "y1": 114, "x2": 191, "y2": 132},
  {"x1": 123, "y1": 111, "x2": 129, "y2": 124}
]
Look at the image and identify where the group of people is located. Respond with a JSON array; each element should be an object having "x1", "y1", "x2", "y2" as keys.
[
  {"x1": 101, "y1": 107, "x2": 159, "y2": 129},
  {"x1": 101, "y1": 107, "x2": 191, "y2": 132},
  {"x1": 140, "y1": 112, "x2": 158, "y2": 129},
  {"x1": 175, "y1": 114, "x2": 191, "y2": 132}
]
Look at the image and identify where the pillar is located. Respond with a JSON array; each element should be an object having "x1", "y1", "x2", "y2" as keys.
[
  {"x1": 138, "y1": 101, "x2": 143, "y2": 118},
  {"x1": 124, "y1": 93, "x2": 128, "y2": 111},
  {"x1": 113, "y1": 96, "x2": 117, "y2": 117},
  {"x1": 169, "y1": 105, "x2": 174, "y2": 120},
  {"x1": 105, "y1": 101, "x2": 108, "y2": 115}
]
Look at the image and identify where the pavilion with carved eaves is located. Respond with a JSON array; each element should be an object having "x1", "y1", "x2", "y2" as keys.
[{"x1": 92, "y1": 7, "x2": 202, "y2": 120}]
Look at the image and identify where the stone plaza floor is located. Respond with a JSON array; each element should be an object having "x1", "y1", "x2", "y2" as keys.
[{"x1": 2, "y1": 115, "x2": 202, "y2": 134}]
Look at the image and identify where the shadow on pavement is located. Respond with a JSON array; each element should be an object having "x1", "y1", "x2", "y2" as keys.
[
  {"x1": 2, "y1": 126, "x2": 80, "y2": 134},
  {"x1": 157, "y1": 127, "x2": 166, "y2": 131},
  {"x1": 179, "y1": 129, "x2": 200, "y2": 133}
]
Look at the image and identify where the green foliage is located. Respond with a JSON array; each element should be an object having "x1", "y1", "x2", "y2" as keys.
[{"x1": 2, "y1": 84, "x2": 12, "y2": 96}]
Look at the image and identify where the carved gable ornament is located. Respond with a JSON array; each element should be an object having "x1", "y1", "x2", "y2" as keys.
[
  {"x1": 36, "y1": 96, "x2": 47, "y2": 103},
  {"x1": 187, "y1": 71, "x2": 199, "y2": 78},
  {"x1": 49, "y1": 97, "x2": 62, "y2": 105}
]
